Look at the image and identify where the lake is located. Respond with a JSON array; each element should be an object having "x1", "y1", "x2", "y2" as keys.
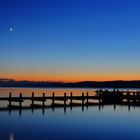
[{"x1": 0, "y1": 88, "x2": 140, "y2": 140}]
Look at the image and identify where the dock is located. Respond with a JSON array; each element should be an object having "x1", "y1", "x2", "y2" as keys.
[{"x1": 0, "y1": 90, "x2": 140, "y2": 111}]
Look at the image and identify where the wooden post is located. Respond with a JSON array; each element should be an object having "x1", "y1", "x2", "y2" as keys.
[
  {"x1": 128, "y1": 92, "x2": 131, "y2": 111},
  {"x1": 42, "y1": 93, "x2": 45, "y2": 115},
  {"x1": 19, "y1": 93, "x2": 22, "y2": 108},
  {"x1": 64, "y1": 93, "x2": 67, "y2": 113},
  {"x1": 82, "y1": 93, "x2": 84, "y2": 112},
  {"x1": 82, "y1": 92, "x2": 84, "y2": 106},
  {"x1": 52, "y1": 92, "x2": 55, "y2": 105},
  {"x1": 32, "y1": 92, "x2": 34, "y2": 105},
  {"x1": 9, "y1": 92, "x2": 12, "y2": 107},
  {"x1": 70, "y1": 92, "x2": 72, "y2": 105},
  {"x1": 127, "y1": 91, "x2": 130, "y2": 104},
  {"x1": 86, "y1": 92, "x2": 89, "y2": 105},
  {"x1": 42, "y1": 93, "x2": 45, "y2": 107},
  {"x1": 64, "y1": 93, "x2": 67, "y2": 106}
]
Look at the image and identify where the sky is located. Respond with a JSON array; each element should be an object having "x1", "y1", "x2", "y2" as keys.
[{"x1": 0, "y1": 0, "x2": 140, "y2": 82}]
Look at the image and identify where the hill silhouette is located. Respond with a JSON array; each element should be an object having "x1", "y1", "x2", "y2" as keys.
[{"x1": 0, "y1": 79, "x2": 140, "y2": 88}]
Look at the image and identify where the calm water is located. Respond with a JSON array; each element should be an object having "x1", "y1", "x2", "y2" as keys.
[
  {"x1": 0, "y1": 88, "x2": 140, "y2": 140},
  {"x1": 0, "y1": 87, "x2": 98, "y2": 97}
]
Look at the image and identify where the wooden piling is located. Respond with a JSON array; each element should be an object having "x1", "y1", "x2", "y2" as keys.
[
  {"x1": 19, "y1": 93, "x2": 22, "y2": 107},
  {"x1": 64, "y1": 93, "x2": 67, "y2": 106},
  {"x1": 9, "y1": 92, "x2": 12, "y2": 106},
  {"x1": 32, "y1": 92, "x2": 34, "y2": 105},
  {"x1": 52, "y1": 92, "x2": 55, "y2": 105},
  {"x1": 99, "y1": 96, "x2": 101, "y2": 105},
  {"x1": 82, "y1": 92, "x2": 84, "y2": 105},
  {"x1": 42, "y1": 93, "x2": 45, "y2": 107},
  {"x1": 86, "y1": 92, "x2": 89, "y2": 104},
  {"x1": 70, "y1": 92, "x2": 73, "y2": 105}
]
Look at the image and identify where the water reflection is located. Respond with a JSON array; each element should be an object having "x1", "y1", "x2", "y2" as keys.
[
  {"x1": 4, "y1": 104, "x2": 136, "y2": 117},
  {"x1": 0, "y1": 105, "x2": 140, "y2": 140},
  {"x1": 10, "y1": 133, "x2": 14, "y2": 140}
]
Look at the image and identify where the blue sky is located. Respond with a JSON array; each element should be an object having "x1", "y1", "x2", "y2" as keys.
[{"x1": 0, "y1": 0, "x2": 140, "y2": 81}]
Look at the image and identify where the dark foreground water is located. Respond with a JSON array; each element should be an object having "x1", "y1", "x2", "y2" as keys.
[
  {"x1": 0, "y1": 88, "x2": 140, "y2": 140},
  {"x1": 1, "y1": 106, "x2": 140, "y2": 140}
]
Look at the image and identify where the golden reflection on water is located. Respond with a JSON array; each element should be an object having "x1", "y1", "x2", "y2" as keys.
[
  {"x1": 0, "y1": 87, "x2": 96, "y2": 97},
  {"x1": 0, "y1": 88, "x2": 96, "y2": 107}
]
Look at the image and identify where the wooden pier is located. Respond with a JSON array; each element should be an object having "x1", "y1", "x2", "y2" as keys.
[{"x1": 1, "y1": 90, "x2": 140, "y2": 112}]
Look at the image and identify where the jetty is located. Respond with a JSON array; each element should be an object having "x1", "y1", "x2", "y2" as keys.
[{"x1": 0, "y1": 90, "x2": 140, "y2": 112}]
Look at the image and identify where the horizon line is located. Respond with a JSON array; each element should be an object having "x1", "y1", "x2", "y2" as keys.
[{"x1": 1, "y1": 78, "x2": 140, "y2": 83}]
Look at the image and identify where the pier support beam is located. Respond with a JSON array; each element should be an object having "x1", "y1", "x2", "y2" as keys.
[
  {"x1": 31, "y1": 92, "x2": 34, "y2": 113},
  {"x1": 127, "y1": 92, "x2": 130, "y2": 111},
  {"x1": 42, "y1": 93, "x2": 45, "y2": 107},
  {"x1": 70, "y1": 92, "x2": 73, "y2": 110},
  {"x1": 19, "y1": 93, "x2": 22, "y2": 108},
  {"x1": 82, "y1": 92, "x2": 84, "y2": 106},
  {"x1": 64, "y1": 93, "x2": 67, "y2": 113},
  {"x1": 86, "y1": 92, "x2": 89, "y2": 105},
  {"x1": 42, "y1": 93, "x2": 45, "y2": 115},
  {"x1": 32, "y1": 92, "x2": 34, "y2": 105},
  {"x1": 64, "y1": 93, "x2": 67, "y2": 106},
  {"x1": 9, "y1": 92, "x2": 12, "y2": 107},
  {"x1": 82, "y1": 93, "x2": 84, "y2": 112},
  {"x1": 52, "y1": 92, "x2": 55, "y2": 106},
  {"x1": 70, "y1": 92, "x2": 73, "y2": 105}
]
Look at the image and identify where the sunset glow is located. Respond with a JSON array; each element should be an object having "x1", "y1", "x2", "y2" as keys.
[{"x1": 1, "y1": 0, "x2": 140, "y2": 82}]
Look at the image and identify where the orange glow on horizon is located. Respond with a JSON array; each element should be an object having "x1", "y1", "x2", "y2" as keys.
[{"x1": 1, "y1": 72, "x2": 140, "y2": 82}]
